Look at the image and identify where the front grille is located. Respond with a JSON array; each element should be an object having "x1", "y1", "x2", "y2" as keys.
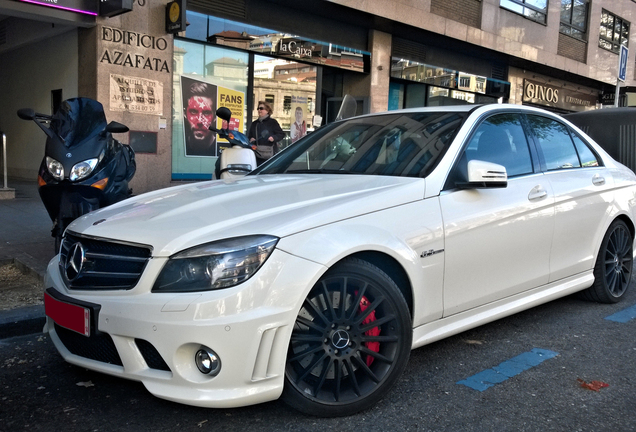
[
  {"x1": 135, "y1": 339, "x2": 171, "y2": 372},
  {"x1": 59, "y1": 233, "x2": 152, "y2": 290},
  {"x1": 55, "y1": 324, "x2": 123, "y2": 366}
]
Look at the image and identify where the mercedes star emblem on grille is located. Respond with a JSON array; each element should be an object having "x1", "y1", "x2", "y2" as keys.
[{"x1": 65, "y1": 242, "x2": 86, "y2": 281}]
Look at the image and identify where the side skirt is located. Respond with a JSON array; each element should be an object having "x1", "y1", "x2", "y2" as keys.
[{"x1": 412, "y1": 271, "x2": 594, "y2": 349}]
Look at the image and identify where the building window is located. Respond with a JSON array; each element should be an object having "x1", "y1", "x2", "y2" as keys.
[
  {"x1": 599, "y1": 9, "x2": 629, "y2": 53},
  {"x1": 283, "y1": 96, "x2": 292, "y2": 114},
  {"x1": 560, "y1": 0, "x2": 588, "y2": 40},
  {"x1": 265, "y1": 94, "x2": 275, "y2": 104},
  {"x1": 500, "y1": 0, "x2": 548, "y2": 24}
]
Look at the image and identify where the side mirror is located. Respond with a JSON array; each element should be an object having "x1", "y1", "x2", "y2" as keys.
[
  {"x1": 17, "y1": 108, "x2": 35, "y2": 120},
  {"x1": 457, "y1": 160, "x2": 507, "y2": 189},
  {"x1": 106, "y1": 121, "x2": 129, "y2": 134},
  {"x1": 216, "y1": 107, "x2": 232, "y2": 123}
]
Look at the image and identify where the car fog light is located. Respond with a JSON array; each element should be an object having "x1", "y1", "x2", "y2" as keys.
[{"x1": 195, "y1": 348, "x2": 221, "y2": 376}]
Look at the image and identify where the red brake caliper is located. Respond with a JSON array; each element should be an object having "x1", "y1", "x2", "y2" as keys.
[{"x1": 359, "y1": 295, "x2": 380, "y2": 366}]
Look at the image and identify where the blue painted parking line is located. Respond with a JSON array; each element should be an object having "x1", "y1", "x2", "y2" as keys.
[
  {"x1": 457, "y1": 348, "x2": 559, "y2": 392},
  {"x1": 605, "y1": 303, "x2": 636, "y2": 323}
]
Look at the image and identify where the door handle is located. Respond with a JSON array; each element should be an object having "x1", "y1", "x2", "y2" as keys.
[
  {"x1": 592, "y1": 174, "x2": 606, "y2": 186},
  {"x1": 528, "y1": 185, "x2": 547, "y2": 201}
]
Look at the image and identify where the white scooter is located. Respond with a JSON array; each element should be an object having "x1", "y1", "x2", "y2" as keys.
[{"x1": 210, "y1": 107, "x2": 257, "y2": 179}]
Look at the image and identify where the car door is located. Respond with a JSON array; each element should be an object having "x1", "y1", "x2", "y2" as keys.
[
  {"x1": 439, "y1": 112, "x2": 555, "y2": 316},
  {"x1": 525, "y1": 114, "x2": 615, "y2": 282}
]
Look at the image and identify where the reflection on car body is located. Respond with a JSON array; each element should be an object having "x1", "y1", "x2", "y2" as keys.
[{"x1": 43, "y1": 104, "x2": 636, "y2": 417}]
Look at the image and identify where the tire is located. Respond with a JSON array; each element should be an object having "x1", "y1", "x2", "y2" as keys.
[
  {"x1": 282, "y1": 258, "x2": 412, "y2": 417},
  {"x1": 580, "y1": 220, "x2": 633, "y2": 303}
]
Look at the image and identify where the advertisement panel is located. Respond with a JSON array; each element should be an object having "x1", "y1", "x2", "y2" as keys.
[
  {"x1": 289, "y1": 94, "x2": 308, "y2": 143},
  {"x1": 180, "y1": 76, "x2": 245, "y2": 157}
]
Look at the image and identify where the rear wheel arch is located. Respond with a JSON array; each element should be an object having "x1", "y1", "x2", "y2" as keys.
[
  {"x1": 615, "y1": 214, "x2": 635, "y2": 240},
  {"x1": 581, "y1": 217, "x2": 634, "y2": 303}
]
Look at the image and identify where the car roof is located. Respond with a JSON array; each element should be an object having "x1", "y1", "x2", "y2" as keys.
[{"x1": 346, "y1": 104, "x2": 561, "y2": 120}]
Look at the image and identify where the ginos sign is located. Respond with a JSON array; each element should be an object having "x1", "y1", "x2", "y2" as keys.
[{"x1": 524, "y1": 80, "x2": 559, "y2": 104}]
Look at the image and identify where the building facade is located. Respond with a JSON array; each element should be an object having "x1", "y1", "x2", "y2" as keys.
[{"x1": 0, "y1": 0, "x2": 634, "y2": 192}]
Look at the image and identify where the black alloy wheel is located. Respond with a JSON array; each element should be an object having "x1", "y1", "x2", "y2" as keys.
[
  {"x1": 282, "y1": 258, "x2": 412, "y2": 417},
  {"x1": 581, "y1": 219, "x2": 633, "y2": 303}
]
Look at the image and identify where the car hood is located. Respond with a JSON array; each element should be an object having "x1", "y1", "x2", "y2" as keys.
[{"x1": 68, "y1": 174, "x2": 425, "y2": 256}]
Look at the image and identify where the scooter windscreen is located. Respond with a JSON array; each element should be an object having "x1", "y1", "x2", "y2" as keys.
[{"x1": 51, "y1": 98, "x2": 108, "y2": 149}]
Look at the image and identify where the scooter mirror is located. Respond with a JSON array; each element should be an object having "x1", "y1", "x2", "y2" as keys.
[
  {"x1": 216, "y1": 107, "x2": 232, "y2": 123},
  {"x1": 106, "y1": 121, "x2": 129, "y2": 134},
  {"x1": 17, "y1": 108, "x2": 35, "y2": 120}
]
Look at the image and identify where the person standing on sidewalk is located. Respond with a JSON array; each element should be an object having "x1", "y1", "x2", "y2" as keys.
[{"x1": 249, "y1": 101, "x2": 285, "y2": 166}]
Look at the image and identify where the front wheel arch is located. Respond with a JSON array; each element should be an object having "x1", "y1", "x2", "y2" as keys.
[
  {"x1": 348, "y1": 251, "x2": 414, "y2": 318},
  {"x1": 282, "y1": 257, "x2": 413, "y2": 416}
]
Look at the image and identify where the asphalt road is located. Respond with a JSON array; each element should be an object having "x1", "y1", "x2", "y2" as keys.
[{"x1": 1, "y1": 286, "x2": 635, "y2": 432}]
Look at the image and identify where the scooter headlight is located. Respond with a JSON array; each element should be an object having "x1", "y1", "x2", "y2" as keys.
[
  {"x1": 46, "y1": 157, "x2": 64, "y2": 181},
  {"x1": 69, "y1": 158, "x2": 99, "y2": 182}
]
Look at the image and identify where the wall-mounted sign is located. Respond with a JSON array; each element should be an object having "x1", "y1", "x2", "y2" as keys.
[
  {"x1": 109, "y1": 74, "x2": 163, "y2": 115},
  {"x1": 523, "y1": 79, "x2": 597, "y2": 112},
  {"x1": 18, "y1": 0, "x2": 98, "y2": 15},
  {"x1": 277, "y1": 38, "x2": 318, "y2": 59},
  {"x1": 100, "y1": 25, "x2": 171, "y2": 73},
  {"x1": 100, "y1": 0, "x2": 133, "y2": 18},
  {"x1": 166, "y1": 0, "x2": 186, "y2": 34},
  {"x1": 619, "y1": 45, "x2": 629, "y2": 82}
]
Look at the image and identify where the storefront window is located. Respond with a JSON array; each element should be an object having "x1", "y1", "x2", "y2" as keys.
[
  {"x1": 390, "y1": 58, "x2": 509, "y2": 108},
  {"x1": 171, "y1": 12, "x2": 369, "y2": 180},
  {"x1": 252, "y1": 55, "x2": 317, "y2": 148},
  {"x1": 172, "y1": 39, "x2": 248, "y2": 180},
  {"x1": 185, "y1": 12, "x2": 369, "y2": 73}
]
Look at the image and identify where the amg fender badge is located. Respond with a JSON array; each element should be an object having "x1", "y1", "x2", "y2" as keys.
[{"x1": 420, "y1": 249, "x2": 444, "y2": 258}]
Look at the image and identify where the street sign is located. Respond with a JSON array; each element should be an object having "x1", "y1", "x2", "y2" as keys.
[{"x1": 619, "y1": 45, "x2": 629, "y2": 82}]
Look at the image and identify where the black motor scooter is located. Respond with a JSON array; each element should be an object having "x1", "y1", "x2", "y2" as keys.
[{"x1": 18, "y1": 97, "x2": 136, "y2": 251}]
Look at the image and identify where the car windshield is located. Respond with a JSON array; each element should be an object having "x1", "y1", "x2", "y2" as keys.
[{"x1": 254, "y1": 111, "x2": 467, "y2": 177}]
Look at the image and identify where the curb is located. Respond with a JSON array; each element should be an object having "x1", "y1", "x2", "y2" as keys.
[
  {"x1": 0, "y1": 258, "x2": 47, "y2": 340},
  {"x1": 0, "y1": 305, "x2": 45, "y2": 339}
]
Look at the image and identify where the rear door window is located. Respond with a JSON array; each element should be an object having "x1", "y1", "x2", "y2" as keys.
[
  {"x1": 571, "y1": 133, "x2": 600, "y2": 167},
  {"x1": 527, "y1": 115, "x2": 581, "y2": 170}
]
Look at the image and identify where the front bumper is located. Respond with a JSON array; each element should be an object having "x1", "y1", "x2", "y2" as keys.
[{"x1": 44, "y1": 249, "x2": 324, "y2": 408}]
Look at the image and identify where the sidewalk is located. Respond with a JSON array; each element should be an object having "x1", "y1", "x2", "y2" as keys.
[{"x1": 0, "y1": 178, "x2": 56, "y2": 338}]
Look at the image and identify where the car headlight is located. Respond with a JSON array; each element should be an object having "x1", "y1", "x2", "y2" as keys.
[
  {"x1": 152, "y1": 235, "x2": 279, "y2": 293},
  {"x1": 46, "y1": 156, "x2": 64, "y2": 181},
  {"x1": 69, "y1": 158, "x2": 99, "y2": 182}
]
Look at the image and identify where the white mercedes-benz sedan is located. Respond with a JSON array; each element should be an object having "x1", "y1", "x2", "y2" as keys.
[{"x1": 44, "y1": 104, "x2": 636, "y2": 417}]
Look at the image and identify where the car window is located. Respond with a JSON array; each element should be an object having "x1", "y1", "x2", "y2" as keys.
[
  {"x1": 571, "y1": 133, "x2": 600, "y2": 167},
  {"x1": 256, "y1": 112, "x2": 468, "y2": 178},
  {"x1": 464, "y1": 113, "x2": 534, "y2": 177},
  {"x1": 527, "y1": 115, "x2": 581, "y2": 170}
]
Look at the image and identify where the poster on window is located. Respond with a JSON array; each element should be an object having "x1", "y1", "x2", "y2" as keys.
[
  {"x1": 180, "y1": 76, "x2": 245, "y2": 157},
  {"x1": 289, "y1": 94, "x2": 307, "y2": 144},
  {"x1": 216, "y1": 87, "x2": 245, "y2": 142}
]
